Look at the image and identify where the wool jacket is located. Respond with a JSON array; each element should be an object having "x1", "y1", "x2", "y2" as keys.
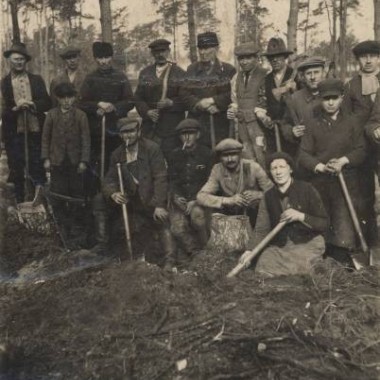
[
  {"x1": 102, "y1": 138, "x2": 168, "y2": 209},
  {"x1": 41, "y1": 107, "x2": 90, "y2": 166}
]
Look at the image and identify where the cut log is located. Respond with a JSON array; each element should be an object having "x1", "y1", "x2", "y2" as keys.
[{"x1": 207, "y1": 213, "x2": 252, "y2": 254}]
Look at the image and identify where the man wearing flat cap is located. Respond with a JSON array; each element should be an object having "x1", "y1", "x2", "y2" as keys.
[
  {"x1": 134, "y1": 39, "x2": 186, "y2": 159},
  {"x1": 92, "y1": 116, "x2": 176, "y2": 266},
  {"x1": 79, "y1": 41, "x2": 134, "y2": 193},
  {"x1": 1, "y1": 42, "x2": 51, "y2": 203},
  {"x1": 299, "y1": 79, "x2": 368, "y2": 267},
  {"x1": 227, "y1": 41, "x2": 269, "y2": 167},
  {"x1": 280, "y1": 56, "x2": 326, "y2": 159},
  {"x1": 50, "y1": 45, "x2": 85, "y2": 107},
  {"x1": 263, "y1": 38, "x2": 296, "y2": 155},
  {"x1": 197, "y1": 138, "x2": 272, "y2": 228},
  {"x1": 167, "y1": 119, "x2": 213, "y2": 259},
  {"x1": 344, "y1": 40, "x2": 380, "y2": 251},
  {"x1": 181, "y1": 32, "x2": 236, "y2": 148}
]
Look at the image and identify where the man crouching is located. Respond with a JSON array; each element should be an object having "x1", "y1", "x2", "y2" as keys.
[{"x1": 92, "y1": 116, "x2": 176, "y2": 267}]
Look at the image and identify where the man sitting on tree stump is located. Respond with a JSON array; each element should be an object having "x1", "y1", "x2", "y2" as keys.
[{"x1": 197, "y1": 138, "x2": 273, "y2": 228}]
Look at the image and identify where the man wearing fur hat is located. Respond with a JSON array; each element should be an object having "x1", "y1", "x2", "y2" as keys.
[
  {"x1": 197, "y1": 138, "x2": 273, "y2": 228},
  {"x1": 134, "y1": 39, "x2": 186, "y2": 160},
  {"x1": 227, "y1": 42, "x2": 269, "y2": 167},
  {"x1": 181, "y1": 32, "x2": 236, "y2": 147},
  {"x1": 50, "y1": 45, "x2": 85, "y2": 107},
  {"x1": 262, "y1": 38, "x2": 296, "y2": 155},
  {"x1": 79, "y1": 41, "x2": 134, "y2": 192},
  {"x1": 1, "y1": 42, "x2": 51, "y2": 203}
]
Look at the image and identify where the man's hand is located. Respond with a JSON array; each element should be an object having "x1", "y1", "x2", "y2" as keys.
[
  {"x1": 44, "y1": 159, "x2": 51, "y2": 172},
  {"x1": 96, "y1": 108, "x2": 105, "y2": 117},
  {"x1": 157, "y1": 98, "x2": 173, "y2": 109},
  {"x1": 13, "y1": 100, "x2": 35, "y2": 111},
  {"x1": 207, "y1": 105, "x2": 220, "y2": 114},
  {"x1": 98, "y1": 102, "x2": 116, "y2": 113},
  {"x1": 147, "y1": 109, "x2": 160, "y2": 123},
  {"x1": 242, "y1": 190, "x2": 262, "y2": 206},
  {"x1": 292, "y1": 125, "x2": 306, "y2": 138},
  {"x1": 280, "y1": 208, "x2": 305, "y2": 223},
  {"x1": 196, "y1": 97, "x2": 214, "y2": 111},
  {"x1": 326, "y1": 157, "x2": 349, "y2": 175},
  {"x1": 185, "y1": 200, "x2": 197, "y2": 215},
  {"x1": 222, "y1": 194, "x2": 248, "y2": 208},
  {"x1": 227, "y1": 105, "x2": 237, "y2": 120},
  {"x1": 315, "y1": 163, "x2": 335, "y2": 175},
  {"x1": 255, "y1": 109, "x2": 272, "y2": 126},
  {"x1": 111, "y1": 192, "x2": 128, "y2": 205},
  {"x1": 239, "y1": 250, "x2": 253, "y2": 265},
  {"x1": 373, "y1": 127, "x2": 380, "y2": 141},
  {"x1": 174, "y1": 195, "x2": 187, "y2": 211},
  {"x1": 77, "y1": 162, "x2": 87, "y2": 174},
  {"x1": 153, "y1": 207, "x2": 169, "y2": 222}
]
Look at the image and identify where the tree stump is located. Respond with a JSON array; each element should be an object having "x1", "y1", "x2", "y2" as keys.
[{"x1": 207, "y1": 213, "x2": 252, "y2": 254}]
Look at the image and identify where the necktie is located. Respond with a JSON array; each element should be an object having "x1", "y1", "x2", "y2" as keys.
[{"x1": 244, "y1": 72, "x2": 249, "y2": 88}]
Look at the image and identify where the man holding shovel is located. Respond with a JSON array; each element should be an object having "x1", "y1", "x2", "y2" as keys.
[
  {"x1": 1, "y1": 42, "x2": 51, "y2": 203},
  {"x1": 299, "y1": 79, "x2": 368, "y2": 267}
]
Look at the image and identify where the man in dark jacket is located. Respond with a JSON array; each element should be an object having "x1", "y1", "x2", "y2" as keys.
[
  {"x1": 299, "y1": 79, "x2": 367, "y2": 266},
  {"x1": 1, "y1": 42, "x2": 51, "y2": 203},
  {"x1": 92, "y1": 117, "x2": 176, "y2": 267},
  {"x1": 134, "y1": 39, "x2": 185, "y2": 159},
  {"x1": 180, "y1": 32, "x2": 236, "y2": 148},
  {"x1": 79, "y1": 41, "x2": 134, "y2": 190}
]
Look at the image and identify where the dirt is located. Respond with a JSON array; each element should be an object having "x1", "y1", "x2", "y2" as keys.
[{"x1": 0, "y1": 219, "x2": 379, "y2": 380}]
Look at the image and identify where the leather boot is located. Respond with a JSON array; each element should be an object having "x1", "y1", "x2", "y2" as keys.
[
  {"x1": 159, "y1": 226, "x2": 177, "y2": 270},
  {"x1": 91, "y1": 211, "x2": 109, "y2": 255}
]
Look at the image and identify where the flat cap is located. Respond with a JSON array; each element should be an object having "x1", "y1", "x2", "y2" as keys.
[
  {"x1": 297, "y1": 56, "x2": 325, "y2": 71},
  {"x1": 176, "y1": 119, "x2": 201, "y2": 133},
  {"x1": 214, "y1": 138, "x2": 243, "y2": 154},
  {"x1": 352, "y1": 40, "x2": 380, "y2": 56},
  {"x1": 197, "y1": 32, "x2": 219, "y2": 48},
  {"x1": 59, "y1": 45, "x2": 81, "y2": 59},
  {"x1": 234, "y1": 42, "x2": 259, "y2": 57},
  {"x1": 92, "y1": 41, "x2": 113, "y2": 58},
  {"x1": 117, "y1": 117, "x2": 142, "y2": 132},
  {"x1": 148, "y1": 39, "x2": 171, "y2": 51},
  {"x1": 317, "y1": 78, "x2": 344, "y2": 98}
]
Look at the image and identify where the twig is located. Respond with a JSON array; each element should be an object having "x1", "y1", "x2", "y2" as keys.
[{"x1": 151, "y1": 308, "x2": 168, "y2": 334}]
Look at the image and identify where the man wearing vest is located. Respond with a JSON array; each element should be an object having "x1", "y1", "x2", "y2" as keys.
[
  {"x1": 134, "y1": 39, "x2": 186, "y2": 160},
  {"x1": 227, "y1": 42, "x2": 270, "y2": 168}
]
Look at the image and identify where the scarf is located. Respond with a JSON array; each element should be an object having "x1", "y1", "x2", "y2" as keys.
[{"x1": 359, "y1": 69, "x2": 380, "y2": 101}]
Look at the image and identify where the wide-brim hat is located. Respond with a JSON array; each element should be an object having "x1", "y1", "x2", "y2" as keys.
[
  {"x1": 3, "y1": 42, "x2": 31, "y2": 62},
  {"x1": 92, "y1": 41, "x2": 113, "y2": 58},
  {"x1": 176, "y1": 119, "x2": 201, "y2": 134},
  {"x1": 234, "y1": 42, "x2": 259, "y2": 57},
  {"x1": 197, "y1": 32, "x2": 219, "y2": 48},
  {"x1": 117, "y1": 117, "x2": 142, "y2": 132},
  {"x1": 214, "y1": 138, "x2": 243, "y2": 154},
  {"x1": 352, "y1": 40, "x2": 380, "y2": 56},
  {"x1": 148, "y1": 39, "x2": 171, "y2": 51},
  {"x1": 262, "y1": 37, "x2": 293, "y2": 57},
  {"x1": 317, "y1": 78, "x2": 344, "y2": 98},
  {"x1": 59, "y1": 45, "x2": 81, "y2": 59}
]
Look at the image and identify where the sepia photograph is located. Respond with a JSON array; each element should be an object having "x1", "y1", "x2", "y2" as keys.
[{"x1": 0, "y1": 0, "x2": 379, "y2": 378}]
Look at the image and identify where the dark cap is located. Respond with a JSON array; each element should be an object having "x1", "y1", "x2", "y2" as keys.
[
  {"x1": 3, "y1": 42, "x2": 31, "y2": 62},
  {"x1": 234, "y1": 42, "x2": 259, "y2": 57},
  {"x1": 148, "y1": 39, "x2": 171, "y2": 51},
  {"x1": 352, "y1": 40, "x2": 380, "y2": 56},
  {"x1": 214, "y1": 138, "x2": 243, "y2": 154},
  {"x1": 297, "y1": 56, "x2": 325, "y2": 71},
  {"x1": 317, "y1": 78, "x2": 344, "y2": 98},
  {"x1": 262, "y1": 38, "x2": 292, "y2": 57},
  {"x1": 59, "y1": 45, "x2": 81, "y2": 59},
  {"x1": 92, "y1": 41, "x2": 113, "y2": 58},
  {"x1": 54, "y1": 82, "x2": 77, "y2": 98},
  {"x1": 175, "y1": 119, "x2": 201, "y2": 134},
  {"x1": 267, "y1": 151, "x2": 295, "y2": 172},
  {"x1": 117, "y1": 117, "x2": 142, "y2": 132},
  {"x1": 197, "y1": 32, "x2": 219, "y2": 48}
]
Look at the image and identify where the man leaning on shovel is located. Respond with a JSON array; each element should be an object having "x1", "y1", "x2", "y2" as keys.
[{"x1": 1, "y1": 42, "x2": 51, "y2": 204}]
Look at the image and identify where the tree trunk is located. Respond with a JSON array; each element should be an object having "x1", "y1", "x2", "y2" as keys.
[
  {"x1": 186, "y1": 0, "x2": 197, "y2": 63},
  {"x1": 374, "y1": 0, "x2": 380, "y2": 40},
  {"x1": 303, "y1": 0, "x2": 310, "y2": 52},
  {"x1": 332, "y1": 0, "x2": 338, "y2": 64},
  {"x1": 339, "y1": 0, "x2": 347, "y2": 79},
  {"x1": 9, "y1": 0, "x2": 21, "y2": 43},
  {"x1": 99, "y1": 0, "x2": 113, "y2": 42},
  {"x1": 287, "y1": 0, "x2": 299, "y2": 53}
]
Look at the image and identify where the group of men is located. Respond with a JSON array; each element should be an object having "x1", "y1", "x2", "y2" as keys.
[{"x1": 1, "y1": 30, "x2": 380, "y2": 274}]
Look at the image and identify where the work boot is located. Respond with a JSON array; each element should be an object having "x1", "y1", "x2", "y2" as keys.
[
  {"x1": 160, "y1": 227, "x2": 177, "y2": 269},
  {"x1": 91, "y1": 212, "x2": 109, "y2": 256}
]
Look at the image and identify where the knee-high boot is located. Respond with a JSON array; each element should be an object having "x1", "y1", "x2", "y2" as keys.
[
  {"x1": 92, "y1": 211, "x2": 109, "y2": 255},
  {"x1": 159, "y1": 226, "x2": 177, "y2": 269}
]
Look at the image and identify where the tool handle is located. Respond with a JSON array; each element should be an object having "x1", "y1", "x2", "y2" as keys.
[
  {"x1": 274, "y1": 122, "x2": 282, "y2": 152},
  {"x1": 100, "y1": 115, "x2": 106, "y2": 182},
  {"x1": 227, "y1": 221, "x2": 287, "y2": 278},
  {"x1": 210, "y1": 114, "x2": 216, "y2": 149},
  {"x1": 117, "y1": 163, "x2": 133, "y2": 259}
]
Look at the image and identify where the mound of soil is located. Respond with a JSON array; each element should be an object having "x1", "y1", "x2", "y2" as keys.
[{"x1": 0, "y1": 221, "x2": 379, "y2": 380}]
